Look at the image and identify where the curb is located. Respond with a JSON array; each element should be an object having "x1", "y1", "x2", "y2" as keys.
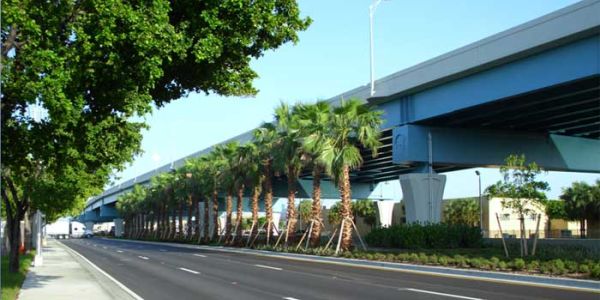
[{"x1": 101, "y1": 238, "x2": 600, "y2": 293}]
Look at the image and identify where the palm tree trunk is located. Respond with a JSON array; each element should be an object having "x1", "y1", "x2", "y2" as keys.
[
  {"x1": 203, "y1": 197, "x2": 209, "y2": 243},
  {"x1": 286, "y1": 166, "x2": 297, "y2": 244},
  {"x1": 340, "y1": 165, "x2": 354, "y2": 251},
  {"x1": 251, "y1": 185, "x2": 260, "y2": 237},
  {"x1": 225, "y1": 191, "x2": 233, "y2": 241},
  {"x1": 187, "y1": 195, "x2": 194, "y2": 240},
  {"x1": 178, "y1": 201, "x2": 184, "y2": 240},
  {"x1": 310, "y1": 166, "x2": 322, "y2": 247},
  {"x1": 169, "y1": 207, "x2": 176, "y2": 240},
  {"x1": 212, "y1": 189, "x2": 219, "y2": 241},
  {"x1": 235, "y1": 185, "x2": 244, "y2": 243},
  {"x1": 194, "y1": 195, "x2": 201, "y2": 241},
  {"x1": 264, "y1": 161, "x2": 274, "y2": 244}
]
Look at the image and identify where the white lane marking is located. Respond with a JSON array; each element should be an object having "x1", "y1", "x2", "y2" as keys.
[
  {"x1": 102, "y1": 246, "x2": 107, "y2": 249},
  {"x1": 116, "y1": 250, "x2": 124, "y2": 253},
  {"x1": 178, "y1": 267, "x2": 200, "y2": 275},
  {"x1": 193, "y1": 254, "x2": 206, "y2": 258},
  {"x1": 159, "y1": 249, "x2": 167, "y2": 252},
  {"x1": 138, "y1": 256, "x2": 149, "y2": 260},
  {"x1": 283, "y1": 297, "x2": 300, "y2": 300},
  {"x1": 254, "y1": 264, "x2": 282, "y2": 271},
  {"x1": 60, "y1": 242, "x2": 144, "y2": 300},
  {"x1": 402, "y1": 288, "x2": 483, "y2": 300}
]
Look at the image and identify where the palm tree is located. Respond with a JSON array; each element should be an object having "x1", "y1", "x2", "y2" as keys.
[
  {"x1": 295, "y1": 101, "x2": 331, "y2": 247},
  {"x1": 253, "y1": 123, "x2": 278, "y2": 244},
  {"x1": 152, "y1": 172, "x2": 176, "y2": 240},
  {"x1": 319, "y1": 98, "x2": 382, "y2": 251},
  {"x1": 240, "y1": 143, "x2": 263, "y2": 241},
  {"x1": 214, "y1": 142, "x2": 239, "y2": 242},
  {"x1": 199, "y1": 152, "x2": 223, "y2": 242},
  {"x1": 273, "y1": 103, "x2": 306, "y2": 244}
]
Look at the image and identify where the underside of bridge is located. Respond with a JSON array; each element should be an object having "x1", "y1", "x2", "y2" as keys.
[{"x1": 341, "y1": 75, "x2": 600, "y2": 185}]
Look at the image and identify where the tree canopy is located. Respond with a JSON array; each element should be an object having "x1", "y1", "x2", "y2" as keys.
[
  {"x1": 1, "y1": 0, "x2": 310, "y2": 272},
  {"x1": 443, "y1": 198, "x2": 479, "y2": 226}
]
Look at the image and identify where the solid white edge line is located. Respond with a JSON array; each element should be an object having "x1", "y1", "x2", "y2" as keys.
[
  {"x1": 138, "y1": 256, "x2": 149, "y2": 260},
  {"x1": 254, "y1": 264, "x2": 283, "y2": 271},
  {"x1": 403, "y1": 288, "x2": 483, "y2": 300},
  {"x1": 61, "y1": 243, "x2": 144, "y2": 300},
  {"x1": 178, "y1": 267, "x2": 200, "y2": 274},
  {"x1": 193, "y1": 254, "x2": 206, "y2": 257}
]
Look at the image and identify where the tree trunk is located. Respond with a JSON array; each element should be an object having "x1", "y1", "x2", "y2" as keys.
[
  {"x1": 225, "y1": 191, "x2": 233, "y2": 241},
  {"x1": 178, "y1": 201, "x2": 184, "y2": 240},
  {"x1": 212, "y1": 189, "x2": 219, "y2": 241},
  {"x1": 235, "y1": 185, "x2": 244, "y2": 244},
  {"x1": 187, "y1": 195, "x2": 194, "y2": 240},
  {"x1": 264, "y1": 160, "x2": 274, "y2": 244},
  {"x1": 580, "y1": 218, "x2": 586, "y2": 239},
  {"x1": 8, "y1": 216, "x2": 22, "y2": 272},
  {"x1": 203, "y1": 197, "x2": 209, "y2": 243},
  {"x1": 169, "y1": 207, "x2": 176, "y2": 240},
  {"x1": 285, "y1": 166, "x2": 297, "y2": 244},
  {"x1": 251, "y1": 185, "x2": 260, "y2": 237},
  {"x1": 339, "y1": 165, "x2": 353, "y2": 251},
  {"x1": 310, "y1": 166, "x2": 322, "y2": 247}
]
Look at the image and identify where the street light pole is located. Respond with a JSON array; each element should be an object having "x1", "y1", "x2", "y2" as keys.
[
  {"x1": 475, "y1": 170, "x2": 483, "y2": 230},
  {"x1": 369, "y1": 0, "x2": 385, "y2": 97}
]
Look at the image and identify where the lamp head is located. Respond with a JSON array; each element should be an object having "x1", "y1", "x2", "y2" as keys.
[{"x1": 475, "y1": 170, "x2": 480, "y2": 176}]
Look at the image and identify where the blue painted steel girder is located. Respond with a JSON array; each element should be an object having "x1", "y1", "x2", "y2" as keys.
[{"x1": 392, "y1": 125, "x2": 600, "y2": 173}]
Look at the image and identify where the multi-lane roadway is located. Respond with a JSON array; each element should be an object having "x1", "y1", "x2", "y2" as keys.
[{"x1": 61, "y1": 238, "x2": 598, "y2": 300}]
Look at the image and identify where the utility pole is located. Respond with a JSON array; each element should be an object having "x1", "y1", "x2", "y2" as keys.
[{"x1": 369, "y1": 0, "x2": 388, "y2": 96}]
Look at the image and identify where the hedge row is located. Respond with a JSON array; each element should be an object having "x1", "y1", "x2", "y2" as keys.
[
  {"x1": 253, "y1": 245, "x2": 600, "y2": 280},
  {"x1": 365, "y1": 223, "x2": 482, "y2": 249}
]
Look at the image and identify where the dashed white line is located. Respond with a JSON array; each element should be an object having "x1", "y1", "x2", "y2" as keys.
[
  {"x1": 102, "y1": 246, "x2": 107, "y2": 249},
  {"x1": 402, "y1": 288, "x2": 483, "y2": 300},
  {"x1": 159, "y1": 249, "x2": 168, "y2": 252},
  {"x1": 138, "y1": 256, "x2": 149, "y2": 260},
  {"x1": 116, "y1": 250, "x2": 124, "y2": 253},
  {"x1": 193, "y1": 254, "x2": 207, "y2": 258},
  {"x1": 283, "y1": 297, "x2": 300, "y2": 300},
  {"x1": 178, "y1": 267, "x2": 200, "y2": 274},
  {"x1": 254, "y1": 264, "x2": 282, "y2": 271}
]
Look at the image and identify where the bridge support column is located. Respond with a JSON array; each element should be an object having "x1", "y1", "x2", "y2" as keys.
[
  {"x1": 399, "y1": 173, "x2": 446, "y2": 224},
  {"x1": 85, "y1": 222, "x2": 94, "y2": 233},
  {"x1": 114, "y1": 218, "x2": 124, "y2": 237}
]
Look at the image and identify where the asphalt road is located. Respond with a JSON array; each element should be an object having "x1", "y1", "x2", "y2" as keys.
[{"x1": 61, "y1": 238, "x2": 598, "y2": 300}]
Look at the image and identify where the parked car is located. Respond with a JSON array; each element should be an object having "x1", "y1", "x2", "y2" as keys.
[{"x1": 83, "y1": 229, "x2": 94, "y2": 238}]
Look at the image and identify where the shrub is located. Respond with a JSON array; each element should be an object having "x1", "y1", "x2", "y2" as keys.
[
  {"x1": 365, "y1": 223, "x2": 482, "y2": 249},
  {"x1": 418, "y1": 253, "x2": 429, "y2": 264},
  {"x1": 551, "y1": 259, "x2": 566, "y2": 275},
  {"x1": 565, "y1": 260, "x2": 578, "y2": 273},
  {"x1": 579, "y1": 264, "x2": 590, "y2": 274},
  {"x1": 498, "y1": 261, "x2": 508, "y2": 270},
  {"x1": 490, "y1": 257, "x2": 500, "y2": 269},
  {"x1": 527, "y1": 260, "x2": 540, "y2": 272},
  {"x1": 429, "y1": 254, "x2": 438, "y2": 265},
  {"x1": 590, "y1": 264, "x2": 600, "y2": 279},
  {"x1": 469, "y1": 258, "x2": 482, "y2": 269},
  {"x1": 540, "y1": 262, "x2": 553, "y2": 274},
  {"x1": 396, "y1": 253, "x2": 409, "y2": 262},
  {"x1": 438, "y1": 256, "x2": 449, "y2": 266},
  {"x1": 512, "y1": 258, "x2": 526, "y2": 271}
]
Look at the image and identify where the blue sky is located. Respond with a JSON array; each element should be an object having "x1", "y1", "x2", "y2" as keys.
[{"x1": 112, "y1": 0, "x2": 598, "y2": 201}]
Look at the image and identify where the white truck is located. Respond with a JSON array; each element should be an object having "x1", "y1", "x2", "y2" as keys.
[{"x1": 44, "y1": 218, "x2": 86, "y2": 239}]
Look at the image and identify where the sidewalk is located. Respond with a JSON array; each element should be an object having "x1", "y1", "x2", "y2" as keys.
[{"x1": 18, "y1": 239, "x2": 138, "y2": 300}]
